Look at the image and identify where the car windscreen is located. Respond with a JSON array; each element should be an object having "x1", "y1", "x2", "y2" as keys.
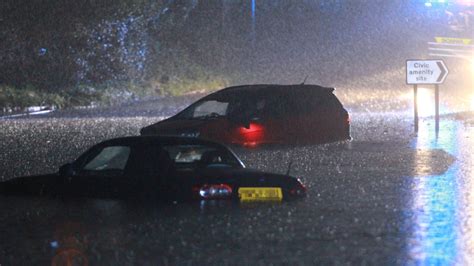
[{"x1": 162, "y1": 144, "x2": 243, "y2": 169}]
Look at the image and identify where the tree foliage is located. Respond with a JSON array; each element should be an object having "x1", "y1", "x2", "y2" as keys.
[
  {"x1": 0, "y1": 0, "x2": 424, "y2": 104},
  {"x1": 0, "y1": 0, "x2": 199, "y2": 91}
]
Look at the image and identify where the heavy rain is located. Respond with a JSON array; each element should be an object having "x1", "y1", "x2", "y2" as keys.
[{"x1": 1, "y1": 1, "x2": 473, "y2": 265}]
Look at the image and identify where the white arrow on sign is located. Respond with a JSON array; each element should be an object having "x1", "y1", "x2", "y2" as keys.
[{"x1": 406, "y1": 59, "x2": 449, "y2": 85}]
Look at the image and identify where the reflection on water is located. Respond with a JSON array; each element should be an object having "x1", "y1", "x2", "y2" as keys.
[
  {"x1": 51, "y1": 221, "x2": 88, "y2": 266},
  {"x1": 410, "y1": 119, "x2": 473, "y2": 263}
]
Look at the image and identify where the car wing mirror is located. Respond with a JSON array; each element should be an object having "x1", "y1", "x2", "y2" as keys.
[{"x1": 59, "y1": 163, "x2": 76, "y2": 177}]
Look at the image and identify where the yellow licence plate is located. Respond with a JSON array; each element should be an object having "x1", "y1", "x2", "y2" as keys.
[{"x1": 238, "y1": 187, "x2": 283, "y2": 202}]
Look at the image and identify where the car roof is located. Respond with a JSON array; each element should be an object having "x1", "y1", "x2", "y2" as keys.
[
  {"x1": 99, "y1": 135, "x2": 230, "y2": 148},
  {"x1": 213, "y1": 84, "x2": 335, "y2": 96}
]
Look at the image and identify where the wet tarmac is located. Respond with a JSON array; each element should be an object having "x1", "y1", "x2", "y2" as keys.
[{"x1": 0, "y1": 101, "x2": 473, "y2": 264}]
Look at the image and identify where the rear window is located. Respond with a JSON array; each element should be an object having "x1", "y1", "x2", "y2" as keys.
[{"x1": 162, "y1": 144, "x2": 242, "y2": 169}]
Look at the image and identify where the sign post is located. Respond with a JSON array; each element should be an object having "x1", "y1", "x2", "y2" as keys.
[
  {"x1": 406, "y1": 59, "x2": 448, "y2": 133},
  {"x1": 414, "y1": 84, "x2": 418, "y2": 132},
  {"x1": 435, "y1": 84, "x2": 439, "y2": 132}
]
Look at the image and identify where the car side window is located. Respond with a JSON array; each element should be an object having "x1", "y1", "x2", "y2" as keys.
[
  {"x1": 325, "y1": 94, "x2": 344, "y2": 109},
  {"x1": 193, "y1": 100, "x2": 229, "y2": 117},
  {"x1": 292, "y1": 93, "x2": 323, "y2": 114},
  {"x1": 258, "y1": 94, "x2": 291, "y2": 118},
  {"x1": 82, "y1": 146, "x2": 131, "y2": 174},
  {"x1": 290, "y1": 93, "x2": 341, "y2": 115}
]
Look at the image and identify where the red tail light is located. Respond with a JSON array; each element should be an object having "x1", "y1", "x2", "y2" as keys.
[
  {"x1": 289, "y1": 179, "x2": 307, "y2": 197},
  {"x1": 193, "y1": 184, "x2": 233, "y2": 199}
]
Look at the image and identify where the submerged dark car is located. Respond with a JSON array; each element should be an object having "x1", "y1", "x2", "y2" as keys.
[
  {"x1": 140, "y1": 84, "x2": 351, "y2": 147},
  {"x1": 0, "y1": 136, "x2": 306, "y2": 202}
]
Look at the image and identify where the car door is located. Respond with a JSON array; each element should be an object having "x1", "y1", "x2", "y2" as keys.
[
  {"x1": 288, "y1": 92, "x2": 325, "y2": 143},
  {"x1": 287, "y1": 91, "x2": 338, "y2": 144},
  {"x1": 250, "y1": 92, "x2": 293, "y2": 144},
  {"x1": 121, "y1": 143, "x2": 178, "y2": 201}
]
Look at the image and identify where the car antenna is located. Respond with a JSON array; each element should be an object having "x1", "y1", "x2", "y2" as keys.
[
  {"x1": 300, "y1": 75, "x2": 309, "y2": 85},
  {"x1": 286, "y1": 160, "x2": 293, "y2": 176}
]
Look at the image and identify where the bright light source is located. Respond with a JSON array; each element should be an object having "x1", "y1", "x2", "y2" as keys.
[
  {"x1": 455, "y1": 0, "x2": 473, "y2": 6},
  {"x1": 238, "y1": 123, "x2": 264, "y2": 145},
  {"x1": 198, "y1": 184, "x2": 233, "y2": 199},
  {"x1": 417, "y1": 88, "x2": 435, "y2": 117},
  {"x1": 424, "y1": 0, "x2": 451, "y2": 5}
]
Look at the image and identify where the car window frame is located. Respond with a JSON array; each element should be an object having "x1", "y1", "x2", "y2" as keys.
[{"x1": 74, "y1": 143, "x2": 133, "y2": 178}]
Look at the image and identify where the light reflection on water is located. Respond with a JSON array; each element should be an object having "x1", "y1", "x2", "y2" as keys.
[{"x1": 410, "y1": 119, "x2": 474, "y2": 263}]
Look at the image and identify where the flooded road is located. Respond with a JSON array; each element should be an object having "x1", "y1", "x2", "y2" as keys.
[
  {"x1": 409, "y1": 118, "x2": 474, "y2": 264},
  {"x1": 0, "y1": 106, "x2": 473, "y2": 264}
]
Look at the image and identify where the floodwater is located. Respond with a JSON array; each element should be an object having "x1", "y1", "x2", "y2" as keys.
[
  {"x1": 0, "y1": 100, "x2": 473, "y2": 264},
  {"x1": 408, "y1": 118, "x2": 474, "y2": 264}
]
